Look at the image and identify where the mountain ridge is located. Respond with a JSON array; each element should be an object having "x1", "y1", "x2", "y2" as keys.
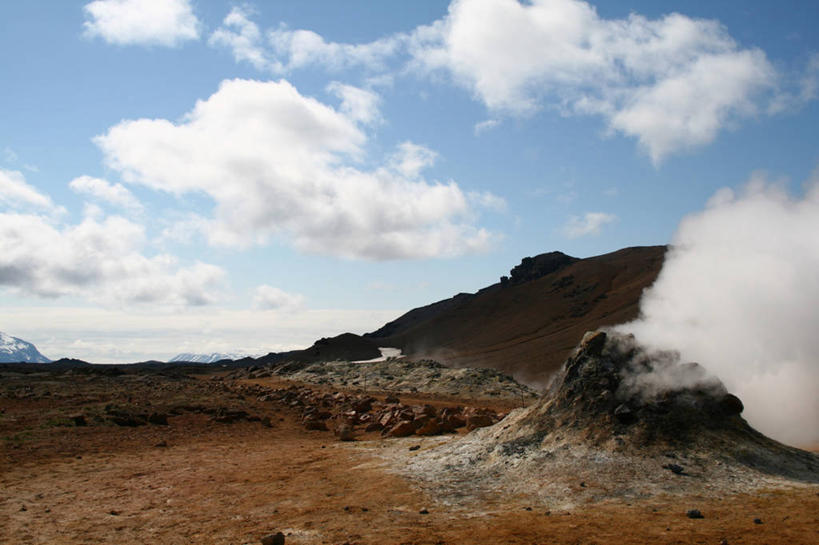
[{"x1": 0, "y1": 331, "x2": 51, "y2": 363}]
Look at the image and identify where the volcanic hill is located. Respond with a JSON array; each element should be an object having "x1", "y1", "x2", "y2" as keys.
[
  {"x1": 365, "y1": 245, "x2": 666, "y2": 384},
  {"x1": 398, "y1": 330, "x2": 819, "y2": 507}
]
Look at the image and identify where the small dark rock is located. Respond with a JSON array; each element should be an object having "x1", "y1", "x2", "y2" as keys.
[
  {"x1": 686, "y1": 509, "x2": 704, "y2": 519},
  {"x1": 70, "y1": 414, "x2": 87, "y2": 426},
  {"x1": 261, "y1": 531, "x2": 285, "y2": 545},
  {"x1": 753, "y1": 518, "x2": 763, "y2": 524},
  {"x1": 147, "y1": 412, "x2": 168, "y2": 425},
  {"x1": 614, "y1": 404, "x2": 636, "y2": 424},
  {"x1": 419, "y1": 508, "x2": 429, "y2": 514},
  {"x1": 155, "y1": 440, "x2": 168, "y2": 448},
  {"x1": 663, "y1": 463, "x2": 685, "y2": 475},
  {"x1": 409, "y1": 445, "x2": 420, "y2": 451},
  {"x1": 108, "y1": 510, "x2": 120, "y2": 516}
]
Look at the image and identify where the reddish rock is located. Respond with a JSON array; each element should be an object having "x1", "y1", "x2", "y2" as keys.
[
  {"x1": 415, "y1": 418, "x2": 442, "y2": 436},
  {"x1": 335, "y1": 423, "x2": 355, "y2": 441},
  {"x1": 387, "y1": 420, "x2": 416, "y2": 437},
  {"x1": 303, "y1": 418, "x2": 328, "y2": 431},
  {"x1": 466, "y1": 414, "x2": 495, "y2": 430}
]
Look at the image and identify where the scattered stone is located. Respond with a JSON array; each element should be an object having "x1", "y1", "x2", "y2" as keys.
[
  {"x1": 663, "y1": 463, "x2": 685, "y2": 475},
  {"x1": 260, "y1": 531, "x2": 285, "y2": 545},
  {"x1": 335, "y1": 422, "x2": 355, "y2": 441},
  {"x1": 108, "y1": 510, "x2": 120, "y2": 516},
  {"x1": 147, "y1": 412, "x2": 168, "y2": 425},
  {"x1": 70, "y1": 414, "x2": 87, "y2": 426},
  {"x1": 686, "y1": 509, "x2": 704, "y2": 519},
  {"x1": 19, "y1": 505, "x2": 26, "y2": 512},
  {"x1": 753, "y1": 518, "x2": 763, "y2": 524},
  {"x1": 408, "y1": 445, "x2": 421, "y2": 451},
  {"x1": 419, "y1": 508, "x2": 429, "y2": 514}
]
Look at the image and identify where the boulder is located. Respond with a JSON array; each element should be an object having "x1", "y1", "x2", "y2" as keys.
[{"x1": 387, "y1": 420, "x2": 416, "y2": 437}]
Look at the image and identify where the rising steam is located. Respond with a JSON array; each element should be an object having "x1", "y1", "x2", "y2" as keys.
[{"x1": 618, "y1": 171, "x2": 819, "y2": 447}]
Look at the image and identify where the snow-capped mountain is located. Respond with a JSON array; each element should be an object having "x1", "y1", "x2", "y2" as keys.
[
  {"x1": 168, "y1": 353, "x2": 250, "y2": 364},
  {"x1": 0, "y1": 332, "x2": 51, "y2": 363}
]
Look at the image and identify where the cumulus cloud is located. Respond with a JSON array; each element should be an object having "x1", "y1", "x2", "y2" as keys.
[
  {"x1": 252, "y1": 284, "x2": 305, "y2": 311},
  {"x1": 0, "y1": 169, "x2": 57, "y2": 211},
  {"x1": 388, "y1": 142, "x2": 438, "y2": 179},
  {"x1": 208, "y1": 6, "x2": 273, "y2": 71},
  {"x1": 210, "y1": 6, "x2": 402, "y2": 74},
  {"x1": 618, "y1": 171, "x2": 819, "y2": 446},
  {"x1": 69, "y1": 175, "x2": 142, "y2": 213},
  {"x1": 83, "y1": 0, "x2": 200, "y2": 47},
  {"x1": 95, "y1": 78, "x2": 498, "y2": 260},
  {"x1": 412, "y1": 0, "x2": 778, "y2": 163},
  {"x1": 327, "y1": 82, "x2": 381, "y2": 125},
  {"x1": 563, "y1": 211, "x2": 617, "y2": 238},
  {"x1": 0, "y1": 209, "x2": 225, "y2": 307}
]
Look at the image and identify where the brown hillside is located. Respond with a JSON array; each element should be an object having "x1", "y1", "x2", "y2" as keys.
[{"x1": 367, "y1": 246, "x2": 666, "y2": 385}]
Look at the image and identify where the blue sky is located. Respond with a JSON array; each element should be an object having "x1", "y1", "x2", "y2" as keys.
[{"x1": 1, "y1": 0, "x2": 818, "y2": 362}]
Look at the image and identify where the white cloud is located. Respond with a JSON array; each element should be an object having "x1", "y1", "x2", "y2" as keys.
[
  {"x1": 327, "y1": 82, "x2": 381, "y2": 125},
  {"x1": 0, "y1": 210, "x2": 225, "y2": 306},
  {"x1": 83, "y1": 0, "x2": 200, "y2": 47},
  {"x1": 563, "y1": 211, "x2": 617, "y2": 238},
  {"x1": 473, "y1": 118, "x2": 500, "y2": 135},
  {"x1": 388, "y1": 141, "x2": 438, "y2": 179},
  {"x1": 210, "y1": 6, "x2": 403, "y2": 74},
  {"x1": 412, "y1": 0, "x2": 776, "y2": 162},
  {"x1": 252, "y1": 284, "x2": 305, "y2": 311},
  {"x1": 619, "y1": 172, "x2": 819, "y2": 446},
  {"x1": 69, "y1": 175, "x2": 143, "y2": 213},
  {"x1": 95, "y1": 78, "x2": 498, "y2": 260},
  {"x1": 0, "y1": 169, "x2": 57, "y2": 211},
  {"x1": 208, "y1": 6, "x2": 275, "y2": 71}
]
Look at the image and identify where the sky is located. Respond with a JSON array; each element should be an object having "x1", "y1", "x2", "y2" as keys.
[{"x1": 1, "y1": 0, "x2": 818, "y2": 363}]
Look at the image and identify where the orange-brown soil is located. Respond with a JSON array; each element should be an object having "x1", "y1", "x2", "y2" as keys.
[{"x1": 2, "y1": 372, "x2": 817, "y2": 545}]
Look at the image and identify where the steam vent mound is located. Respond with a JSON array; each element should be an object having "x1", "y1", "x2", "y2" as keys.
[{"x1": 402, "y1": 331, "x2": 819, "y2": 506}]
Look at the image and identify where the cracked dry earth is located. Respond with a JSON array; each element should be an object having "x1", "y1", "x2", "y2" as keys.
[{"x1": 1, "y1": 371, "x2": 817, "y2": 545}]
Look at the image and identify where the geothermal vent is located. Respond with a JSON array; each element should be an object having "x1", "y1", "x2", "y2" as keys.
[{"x1": 401, "y1": 331, "x2": 819, "y2": 506}]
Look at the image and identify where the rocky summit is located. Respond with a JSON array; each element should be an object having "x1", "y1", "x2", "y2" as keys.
[{"x1": 399, "y1": 331, "x2": 819, "y2": 507}]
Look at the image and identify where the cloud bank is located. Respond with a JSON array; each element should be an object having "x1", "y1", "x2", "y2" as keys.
[
  {"x1": 95, "y1": 78, "x2": 499, "y2": 260},
  {"x1": 619, "y1": 172, "x2": 819, "y2": 446},
  {"x1": 83, "y1": 0, "x2": 200, "y2": 47},
  {"x1": 206, "y1": 1, "x2": 812, "y2": 163}
]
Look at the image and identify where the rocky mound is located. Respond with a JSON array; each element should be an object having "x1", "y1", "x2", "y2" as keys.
[
  {"x1": 397, "y1": 331, "x2": 819, "y2": 507},
  {"x1": 228, "y1": 358, "x2": 538, "y2": 402}
]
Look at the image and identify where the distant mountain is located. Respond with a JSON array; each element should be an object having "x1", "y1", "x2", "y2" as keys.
[
  {"x1": 168, "y1": 352, "x2": 252, "y2": 364},
  {"x1": 256, "y1": 333, "x2": 381, "y2": 367},
  {"x1": 243, "y1": 246, "x2": 665, "y2": 385},
  {"x1": 0, "y1": 331, "x2": 51, "y2": 363},
  {"x1": 365, "y1": 246, "x2": 666, "y2": 384}
]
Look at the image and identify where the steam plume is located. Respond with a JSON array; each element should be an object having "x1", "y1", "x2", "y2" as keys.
[{"x1": 619, "y1": 171, "x2": 819, "y2": 447}]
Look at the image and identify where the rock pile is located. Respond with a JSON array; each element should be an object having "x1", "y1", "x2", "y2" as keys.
[
  {"x1": 225, "y1": 358, "x2": 538, "y2": 401},
  {"x1": 232, "y1": 382, "x2": 506, "y2": 440}
]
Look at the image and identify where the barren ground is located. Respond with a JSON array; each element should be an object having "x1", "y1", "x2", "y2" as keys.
[{"x1": 1, "y1": 370, "x2": 817, "y2": 545}]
